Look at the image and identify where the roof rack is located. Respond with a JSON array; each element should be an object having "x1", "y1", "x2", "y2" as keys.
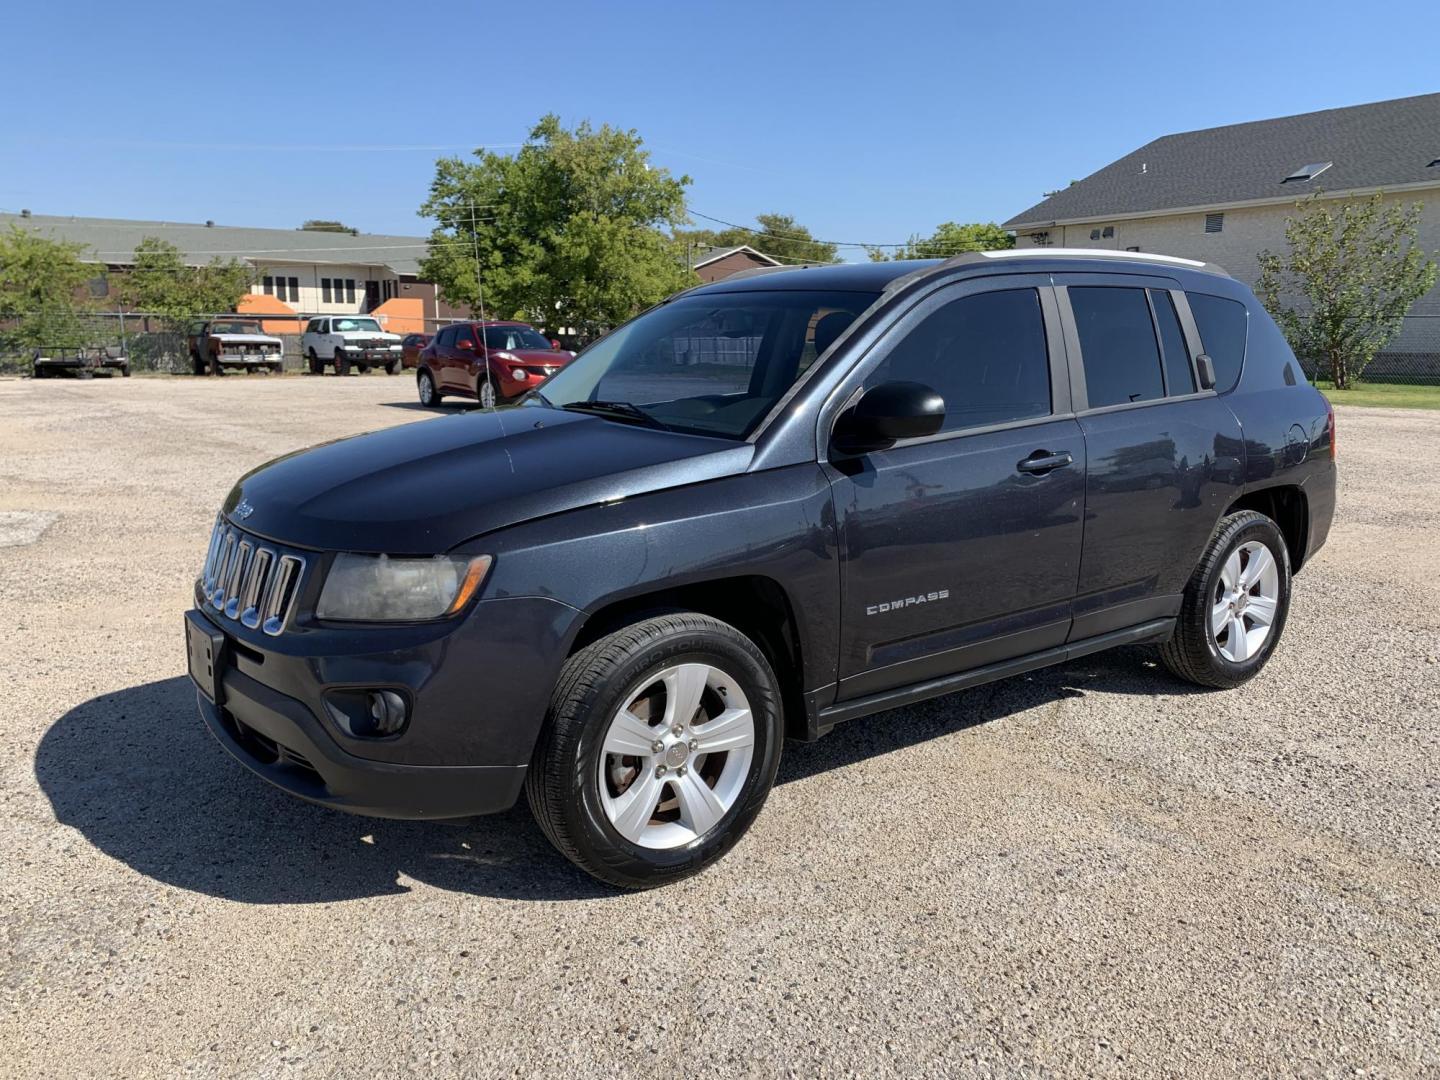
[{"x1": 936, "y1": 247, "x2": 1231, "y2": 277}]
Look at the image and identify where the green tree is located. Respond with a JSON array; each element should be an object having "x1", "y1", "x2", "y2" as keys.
[
  {"x1": 0, "y1": 225, "x2": 97, "y2": 350},
  {"x1": 677, "y1": 212, "x2": 841, "y2": 265},
  {"x1": 1257, "y1": 194, "x2": 1437, "y2": 389},
  {"x1": 120, "y1": 237, "x2": 253, "y2": 323},
  {"x1": 866, "y1": 221, "x2": 1014, "y2": 261},
  {"x1": 300, "y1": 219, "x2": 358, "y2": 234},
  {"x1": 419, "y1": 115, "x2": 694, "y2": 331}
]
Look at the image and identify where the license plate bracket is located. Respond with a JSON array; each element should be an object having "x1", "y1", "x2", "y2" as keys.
[{"x1": 185, "y1": 611, "x2": 226, "y2": 704}]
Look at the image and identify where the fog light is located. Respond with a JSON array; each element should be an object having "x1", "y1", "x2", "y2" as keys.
[{"x1": 367, "y1": 690, "x2": 408, "y2": 735}]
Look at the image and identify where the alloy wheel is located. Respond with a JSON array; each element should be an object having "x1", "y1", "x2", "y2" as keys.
[
  {"x1": 1212, "y1": 540, "x2": 1280, "y2": 662},
  {"x1": 597, "y1": 663, "x2": 755, "y2": 850}
]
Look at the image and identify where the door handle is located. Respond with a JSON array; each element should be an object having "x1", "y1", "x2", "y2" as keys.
[{"x1": 1017, "y1": 450, "x2": 1073, "y2": 475}]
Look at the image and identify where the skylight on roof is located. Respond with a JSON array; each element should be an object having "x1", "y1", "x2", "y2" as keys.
[{"x1": 1281, "y1": 161, "x2": 1333, "y2": 183}]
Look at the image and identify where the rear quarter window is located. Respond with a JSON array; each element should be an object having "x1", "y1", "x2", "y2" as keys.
[{"x1": 1188, "y1": 293, "x2": 1248, "y2": 393}]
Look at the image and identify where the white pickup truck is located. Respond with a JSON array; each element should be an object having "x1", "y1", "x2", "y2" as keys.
[{"x1": 300, "y1": 316, "x2": 404, "y2": 376}]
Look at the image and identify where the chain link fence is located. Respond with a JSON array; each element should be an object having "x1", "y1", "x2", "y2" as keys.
[{"x1": 1288, "y1": 314, "x2": 1440, "y2": 387}]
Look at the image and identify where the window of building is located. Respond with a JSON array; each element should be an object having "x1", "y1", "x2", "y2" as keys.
[
  {"x1": 866, "y1": 288, "x2": 1051, "y2": 434},
  {"x1": 1101, "y1": 226, "x2": 1115, "y2": 238},
  {"x1": 1090, "y1": 228, "x2": 1101, "y2": 241},
  {"x1": 286, "y1": 277, "x2": 298, "y2": 302},
  {"x1": 1149, "y1": 290, "x2": 1195, "y2": 395},
  {"x1": 344, "y1": 279, "x2": 356, "y2": 303},
  {"x1": 262, "y1": 275, "x2": 274, "y2": 295},
  {"x1": 1187, "y1": 293, "x2": 1248, "y2": 393},
  {"x1": 1281, "y1": 161, "x2": 1332, "y2": 184},
  {"x1": 1069, "y1": 287, "x2": 1165, "y2": 408},
  {"x1": 1204, "y1": 213, "x2": 1224, "y2": 233},
  {"x1": 321, "y1": 278, "x2": 332, "y2": 303}
]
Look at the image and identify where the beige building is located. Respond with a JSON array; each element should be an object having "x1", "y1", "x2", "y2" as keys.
[{"x1": 1004, "y1": 93, "x2": 1440, "y2": 362}]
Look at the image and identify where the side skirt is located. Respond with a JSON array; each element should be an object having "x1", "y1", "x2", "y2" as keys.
[{"x1": 809, "y1": 618, "x2": 1175, "y2": 736}]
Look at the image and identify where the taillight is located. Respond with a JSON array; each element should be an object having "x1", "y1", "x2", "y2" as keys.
[{"x1": 1326, "y1": 399, "x2": 1337, "y2": 461}]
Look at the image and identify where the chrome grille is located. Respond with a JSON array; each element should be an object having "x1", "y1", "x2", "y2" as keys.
[{"x1": 199, "y1": 516, "x2": 305, "y2": 636}]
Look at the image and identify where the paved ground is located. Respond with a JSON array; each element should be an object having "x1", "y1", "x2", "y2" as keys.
[{"x1": 2, "y1": 375, "x2": 1437, "y2": 1078}]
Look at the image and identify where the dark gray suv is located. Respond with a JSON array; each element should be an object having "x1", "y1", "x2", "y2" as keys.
[{"x1": 185, "y1": 250, "x2": 1337, "y2": 888}]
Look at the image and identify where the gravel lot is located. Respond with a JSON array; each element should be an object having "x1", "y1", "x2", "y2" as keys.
[{"x1": 2, "y1": 375, "x2": 1437, "y2": 1078}]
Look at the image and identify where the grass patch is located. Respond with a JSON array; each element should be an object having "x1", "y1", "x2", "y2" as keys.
[{"x1": 1314, "y1": 380, "x2": 1440, "y2": 410}]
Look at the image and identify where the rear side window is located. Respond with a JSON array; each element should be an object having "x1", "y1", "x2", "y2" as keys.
[
  {"x1": 1069, "y1": 287, "x2": 1164, "y2": 408},
  {"x1": 866, "y1": 288, "x2": 1051, "y2": 434},
  {"x1": 1150, "y1": 289, "x2": 1195, "y2": 395},
  {"x1": 1187, "y1": 293, "x2": 1248, "y2": 393}
]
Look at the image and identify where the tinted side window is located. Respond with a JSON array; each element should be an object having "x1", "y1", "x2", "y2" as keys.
[
  {"x1": 866, "y1": 288, "x2": 1051, "y2": 433},
  {"x1": 1070, "y1": 287, "x2": 1164, "y2": 408},
  {"x1": 435, "y1": 327, "x2": 455, "y2": 347},
  {"x1": 1188, "y1": 293, "x2": 1248, "y2": 393},
  {"x1": 1150, "y1": 290, "x2": 1195, "y2": 395}
]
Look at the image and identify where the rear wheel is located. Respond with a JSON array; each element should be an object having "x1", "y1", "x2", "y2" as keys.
[
  {"x1": 526, "y1": 612, "x2": 783, "y2": 889},
  {"x1": 335, "y1": 350, "x2": 350, "y2": 377},
  {"x1": 1160, "y1": 510, "x2": 1291, "y2": 688},
  {"x1": 417, "y1": 369, "x2": 442, "y2": 408}
]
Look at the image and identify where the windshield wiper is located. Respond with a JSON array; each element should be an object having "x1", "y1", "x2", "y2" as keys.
[{"x1": 560, "y1": 399, "x2": 669, "y2": 430}]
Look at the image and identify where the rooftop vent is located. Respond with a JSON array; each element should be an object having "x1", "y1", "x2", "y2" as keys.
[{"x1": 1281, "y1": 162, "x2": 1332, "y2": 184}]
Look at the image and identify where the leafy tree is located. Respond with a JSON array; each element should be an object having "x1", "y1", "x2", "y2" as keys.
[
  {"x1": 300, "y1": 219, "x2": 358, "y2": 235},
  {"x1": 120, "y1": 238, "x2": 253, "y2": 324},
  {"x1": 677, "y1": 212, "x2": 841, "y2": 266},
  {"x1": 0, "y1": 225, "x2": 98, "y2": 350},
  {"x1": 420, "y1": 115, "x2": 694, "y2": 331},
  {"x1": 866, "y1": 221, "x2": 1014, "y2": 262},
  {"x1": 1257, "y1": 194, "x2": 1437, "y2": 389}
]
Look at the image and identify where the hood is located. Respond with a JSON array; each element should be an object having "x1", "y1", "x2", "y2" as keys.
[
  {"x1": 338, "y1": 330, "x2": 401, "y2": 341},
  {"x1": 212, "y1": 333, "x2": 283, "y2": 346},
  {"x1": 496, "y1": 348, "x2": 571, "y2": 367},
  {"x1": 225, "y1": 405, "x2": 752, "y2": 554}
]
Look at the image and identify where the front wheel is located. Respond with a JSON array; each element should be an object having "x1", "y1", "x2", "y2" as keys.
[
  {"x1": 384, "y1": 360, "x2": 397, "y2": 375},
  {"x1": 307, "y1": 349, "x2": 323, "y2": 375},
  {"x1": 417, "y1": 369, "x2": 442, "y2": 408},
  {"x1": 335, "y1": 350, "x2": 350, "y2": 377},
  {"x1": 1160, "y1": 510, "x2": 1292, "y2": 688},
  {"x1": 478, "y1": 377, "x2": 497, "y2": 409},
  {"x1": 526, "y1": 612, "x2": 783, "y2": 889}
]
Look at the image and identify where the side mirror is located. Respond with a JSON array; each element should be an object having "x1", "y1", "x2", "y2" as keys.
[
  {"x1": 457, "y1": 338, "x2": 476, "y2": 351},
  {"x1": 1195, "y1": 353, "x2": 1217, "y2": 390},
  {"x1": 833, "y1": 381, "x2": 945, "y2": 455}
]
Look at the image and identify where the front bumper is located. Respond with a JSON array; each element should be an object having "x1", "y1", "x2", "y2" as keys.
[
  {"x1": 185, "y1": 591, "x2": 578, "y2": 818},
  {"x1": 195, "y1": 670, "x2": 525, "y2": 819}
]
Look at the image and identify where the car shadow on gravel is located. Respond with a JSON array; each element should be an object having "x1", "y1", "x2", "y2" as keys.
[
  {"x1": 37, "y1": 649, "x2": 1202, "y2": 904},
  {"x1": 35, "y1": 676, "x2": 614, "y2": 904}
]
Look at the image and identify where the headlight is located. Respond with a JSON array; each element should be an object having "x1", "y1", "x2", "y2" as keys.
[{"x1": 317, "y1": 553, "x2": 492, "y2": 622}]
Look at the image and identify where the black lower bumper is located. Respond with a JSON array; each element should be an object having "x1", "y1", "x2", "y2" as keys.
[{"x1": 195, "y1": 663, "x2": 527, "y2": 820}]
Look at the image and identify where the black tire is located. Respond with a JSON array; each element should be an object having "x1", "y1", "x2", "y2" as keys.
[
  {"x1": 478, "y1": 377, "x2": 498, "y2": 409},
  {"x1": 210, "y1": 355, "x2": 224, "y2": 376},
  {"x1": 269, "y1": 363, "x2": 282, "y2": 375},
  {"x1": 1159, "y1": 510, "x2": 1292, "y2": 689},
  {"x1": 191, "y1": 351, "x2": 207, "y2": 377},
  {"x1": 357, "y1": 364, "x2": 370, "y2": 375},
  {"x1": 417, "y1": 369, "x2": 442, "y2": 408},
  {"x1": 384, "y1": 360, "x2": 397, "y2": 376},
  {"x1": 335, "y1": 350, "x2": 350, "y2": 377},
  {"x1": 121, "y1": 365, "x2": 131, "y2": 377},
  {"x1": 526, "y1": 612, "x2": 783, "y2": 890},
  {"x1": 307, "y1": 349, "x2": 323, "y2": 376}
]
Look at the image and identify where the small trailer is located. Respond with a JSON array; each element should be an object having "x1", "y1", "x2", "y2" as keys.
[{"x1": 32, "y1": 346, "x2": 131, "y2": 379}]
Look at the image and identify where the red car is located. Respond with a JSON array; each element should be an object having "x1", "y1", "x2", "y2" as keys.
[
  {"x1": 416, "y1": 321, "x2": 574, "y2": 408},
  {"x1": 399, "y1": 332, "x2": 430, "y2": 370}
]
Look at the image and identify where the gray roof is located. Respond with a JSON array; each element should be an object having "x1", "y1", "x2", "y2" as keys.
[
  {"x1": 688, "y1": 244, "x2": 781, "y2": 269},
  {"x1": 1005, "y1": 92, "x2": 1440, "y2": 227},
  {"x1": 0, "y1": 213, "x2": 429, "y2": 275}
]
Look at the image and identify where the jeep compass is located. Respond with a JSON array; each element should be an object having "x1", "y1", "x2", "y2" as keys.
[{"x1": 185, "y1": 250, "x2": 1336, "y2": 888}]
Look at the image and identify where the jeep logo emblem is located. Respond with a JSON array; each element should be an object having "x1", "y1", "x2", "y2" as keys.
[{"x1": 234, "y1": 500, "x2": 255, "y2": 520}]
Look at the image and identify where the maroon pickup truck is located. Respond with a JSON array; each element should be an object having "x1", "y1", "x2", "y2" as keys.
[{"x1": 187, "y1": 318, "x2": 286, "y2": 376}]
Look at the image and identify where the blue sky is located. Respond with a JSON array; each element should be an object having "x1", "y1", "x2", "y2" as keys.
[{"x1": 3, "y1": 0, "x2": 1437, "y2": 261}]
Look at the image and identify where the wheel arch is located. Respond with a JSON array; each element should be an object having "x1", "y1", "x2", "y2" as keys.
[
  {"x1": 568, "y1": 575, "x2": 810, "y2": 740},
  {"x1": 1225, "y1": 485, "x2": 1308, "y2": 571}
]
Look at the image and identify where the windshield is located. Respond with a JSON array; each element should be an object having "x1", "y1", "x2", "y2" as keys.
[
  {"x1": 334, "y1": 317, "x2": 383, "y2": 333},
  {"x1": 484, "y1": 325, "x2": 553, "y2": 351},
  {"x1": 209, "y1": 321, "x2": 264, "y2": 334},
  {"x1": 537, "y1": 290, "x2": 877, "y2": 439}
]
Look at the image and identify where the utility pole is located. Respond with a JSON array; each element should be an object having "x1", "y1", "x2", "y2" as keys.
[{"x1": 467, "y1": 203, "x2": 495, "y2": 409}]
